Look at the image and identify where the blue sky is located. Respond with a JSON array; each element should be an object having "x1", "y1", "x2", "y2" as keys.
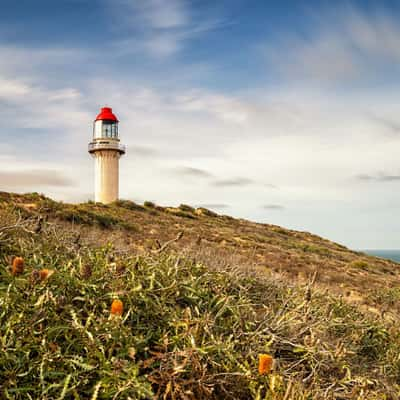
[{"x1": 2, "y1": 0, "x2": 400, "y2": 249}]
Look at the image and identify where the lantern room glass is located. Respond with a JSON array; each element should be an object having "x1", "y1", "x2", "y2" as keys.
[{"x1": 102, "y1": 121, "x2": 118, "y2": 138}]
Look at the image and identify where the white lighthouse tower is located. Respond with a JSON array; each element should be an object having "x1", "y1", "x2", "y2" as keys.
[{"x1": 88, "y1": 107, "x2": 126, "y2": 204}]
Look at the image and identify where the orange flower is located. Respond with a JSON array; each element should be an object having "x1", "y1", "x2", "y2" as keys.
[
  {"x1": 258, "y1": 354, "x2": 274, "y2": 375},
  {"x1": 11, "y1": 257, "x2": 24, "y2": 276},
  {"x1": 39, "y1": 269, "x2": 54, "y2": 281},
  {"x1": 31, "y1": 270, "x2": 40, "y2": 283},
  {"x1": 111, "y1": 299, "x2": 124, "y2": 316}
]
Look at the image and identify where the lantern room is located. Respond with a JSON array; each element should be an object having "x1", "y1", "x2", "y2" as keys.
[
  {"x1": 93, "y1": 107, "x2": 119, "y2": 139},
  {"x1": 88, "y1": 106, "x2": 125, "y2": 155}
]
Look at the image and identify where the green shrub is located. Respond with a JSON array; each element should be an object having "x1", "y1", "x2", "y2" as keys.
[
  {"x1": 114, "y1": 199, "x2": 145, "y2": 212},
  {"x1": 273, "y1": 227, "x2": 290, "y2": 235},
  {"x1": 165, "y1": 207, "x2": 196, "y2": 219},
  {"x1": 55, "y1": 207, "x2": 134, "y2": 230},
  {"x1": 349, "y1": 259, "x2": 373, "y2": 271},
  {"x1": 178, "y1": 204, "x2": 195, "y2": 213},
  {"x1": 194, "y1": 207, "x2": 217, "y2": 217},
  {"x1": 369, "y1": 287, "x2": 400, "y2": 307},
  {"x1": 358, "y1": 325, "x2": 390, "y2": 360},
  {"x1": 299, "y1": 243, "x2": 331, "y2": 256}
]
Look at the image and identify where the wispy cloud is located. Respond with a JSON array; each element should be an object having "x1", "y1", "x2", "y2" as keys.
[
  {"x1": 197, "y1": 203, "x2": 229, "y2": 210},
  {"x1": 356, "y1": 174, "x2": 374, "y2": 181},
  {"x1": 172, "y1": 166, "x2": 213, "y2": 178},
  {"x1": 133, "y1": 0, "x2": 188, "y2": 29},
  {"x1": 370, "y1": 114, "x2": 400, "y2": 135},
  {"x1": 176, "y1": 91, "x2": 249, "y2": 124},
  {"x1": 111, "y1": 0, "x2": 227, "y2": 58},
  {"x1": 264, "y1": 183, "x2": 278, "y2": 189},
  {"x1": 357, "y1": 173, "x2": 400, "y2": 182},
  {"x1": 263, "y1": 204, "x2": 285, "y2": 210},
  {"x1": 212, "y1": 177, "x2": 254, "y2": 187},
  {"x1": 264, "y1": 6, "x2": 400, "y2": 85},
  {"x1": 0, "y1": 46, "x2": 90, "y2": 133},
  {"x1": 128, "y1": 145, "x2": 159, "y2": 158},
  {"x1": 0, "y1": 76, "x2": 31, "y2": 99},
  {"x1": 380, "y1": 175, "x2": 400, "y2": 182},
  {"x1": 0, "y1": 170, "x2": 74, "y2": 188},
  {"x1": 109, "y1": 0, "x2": 189, "y2": 57}
]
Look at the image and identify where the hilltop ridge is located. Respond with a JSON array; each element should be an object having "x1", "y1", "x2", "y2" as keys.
[{"x1": 1, "y1": 191, "x2": 399, "y2": 312}]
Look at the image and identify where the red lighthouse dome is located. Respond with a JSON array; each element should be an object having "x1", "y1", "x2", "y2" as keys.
[{"x1": 95, "y1": 107, "x2": 119, "y2": 122}]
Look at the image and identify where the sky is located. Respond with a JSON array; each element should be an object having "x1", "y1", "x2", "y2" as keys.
[{"x1": 2, "y1": 0, "x2": 400, "y2": 249}]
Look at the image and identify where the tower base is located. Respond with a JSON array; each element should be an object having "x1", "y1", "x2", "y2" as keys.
[{"x1": 93, "y1": 150, "x2": 120, "y2": 204}]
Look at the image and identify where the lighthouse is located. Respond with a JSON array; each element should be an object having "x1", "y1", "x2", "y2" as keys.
[{"x1": 88, "y1": 107, "x2": 126, "y2": 204}]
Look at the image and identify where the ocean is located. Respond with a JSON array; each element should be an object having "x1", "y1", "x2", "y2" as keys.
[{"x1": 363, "y1": 250, "x2": 400, "y2": 263}]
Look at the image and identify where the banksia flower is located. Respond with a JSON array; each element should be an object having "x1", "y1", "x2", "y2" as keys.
[
  {"x1": 48, "y1": 342, "x2": 59, "y2": 352},
  {"x1": 258, "y1": 354, "x2": 274, "y2": 375},
  {"x1": 39, "y1": 269, "x2": 54, "y2": 281},
  {"x1": 31, "y1": 270, "x2": 40, "y2": 283},
  {"x1": 80, "y1": 264, "x2": 92, "y2": 279},
  {"x1": 111, "y1": 299, "x2": 123, "y2": 316},
  {"x1": 56, "y1": 295, "x2": 67, "y2": 312},
  {"x1": 116, "y1": 263, "x2": 126, "y2": 275},
  {"x1": 11, "y1": 257, "x2": 24, "y2": 276}
]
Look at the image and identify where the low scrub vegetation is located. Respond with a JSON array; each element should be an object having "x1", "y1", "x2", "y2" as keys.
[
  {"x1": 349, "y1": 259, "x2": 375, "y2": 272},
  {"x1": 1, "y1": 204, "x2": 400, "y2": 399},
  {"x1": 113, "y1": 200, "x2": 146, "y2": 212},
  {"x1": 54, "y1": 205, "x2": 137, "y2": 231},
  {"x1": 164, "y1": 207, "x2": 196, "y2": 219},
  {"x1": 178, "y1": 204, "x2": 195, "y2": 213},
  {"x1": 143, "y1": 201, "x2": 156, "y2": 209}
]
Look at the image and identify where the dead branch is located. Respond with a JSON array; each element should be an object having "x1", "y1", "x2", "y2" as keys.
[
  {"x1": 0, "y1": 216, "x2": 36, "y2": 235},
  {"x1": 153, "y1": 231, "x2": 184, "y2": 254}
]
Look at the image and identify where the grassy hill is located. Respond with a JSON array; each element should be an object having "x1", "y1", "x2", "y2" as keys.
[{"x1": 1, "y1": 192, "x2": 400, "y2": 399}]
